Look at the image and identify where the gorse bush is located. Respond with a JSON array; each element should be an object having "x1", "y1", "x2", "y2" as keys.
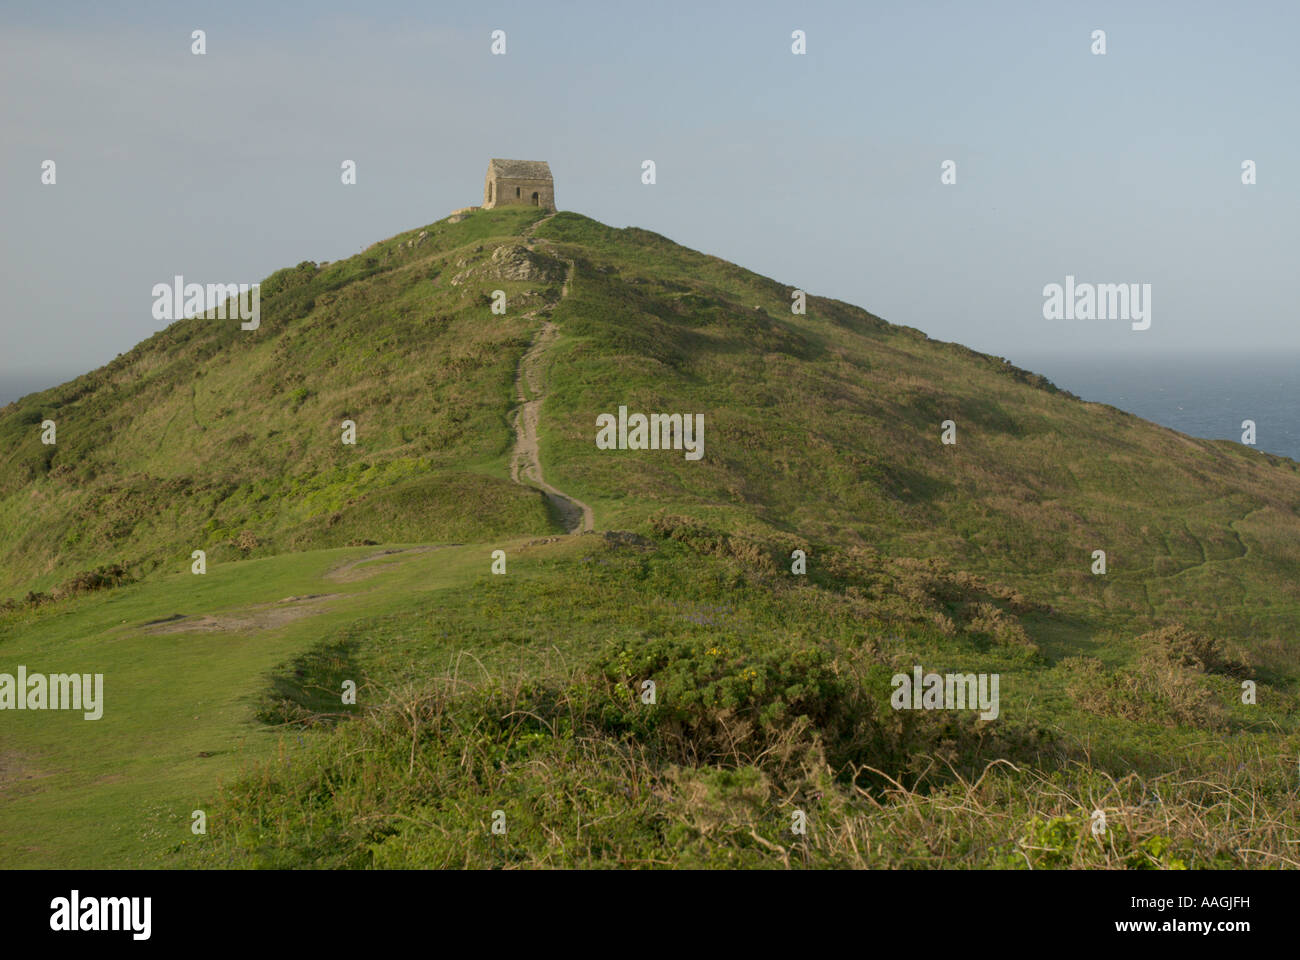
[
  {"x1": 1058, "y1": 655, "x2": 1227, "y2": 730},
  {"x1": 599, "y1": 632, "x2": 1052, "y2": 789},
  {"x1": 1, "y1": 562, "x2": 134, "y2": 611},
  {"x1": 599, "y1": 632, "x2": 883, "y2": 774},
  {"x1": 1139, "y1": 624, "x2": 1253, "y2": 679},
  {"x1": 60, "y1": 562, "x2": 133, "y2": 594}
]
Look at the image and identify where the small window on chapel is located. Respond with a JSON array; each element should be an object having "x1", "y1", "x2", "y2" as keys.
[{"x1": 516, "y1": 187, "x2": 521, "y2": 198}]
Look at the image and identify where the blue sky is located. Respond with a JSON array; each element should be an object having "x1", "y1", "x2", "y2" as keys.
[{"x1": 2, "y1": 0, "x2": 1297, "y2": 397}]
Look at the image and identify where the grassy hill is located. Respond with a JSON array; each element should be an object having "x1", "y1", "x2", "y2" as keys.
[
  {"x1": 0, "y1": 207, "x2": 562, "y2": 598},
  {"x1": 2, "y1": 206, "x2": 1298, "y2": 868}
]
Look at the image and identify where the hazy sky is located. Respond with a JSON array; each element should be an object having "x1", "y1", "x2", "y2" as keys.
[{"x1": 3, "y1": 0, "x2": 1297, "y2": 400}]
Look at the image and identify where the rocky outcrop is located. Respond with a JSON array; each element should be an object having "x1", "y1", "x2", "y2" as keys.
[{"x1": 449, "y1": 243, "x2": 566, "y2": 286}]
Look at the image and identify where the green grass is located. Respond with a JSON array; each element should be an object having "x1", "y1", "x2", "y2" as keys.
[
  {"x1": 2, "y1": 205, "x2": 1299, "y2": 868},
  {"x1": 3, "y1": 524, "x2": 1296, "y2": 868},
  {"x1": 0, "y1": 539, "x2": 516, "y2": 867},
  {"x1": 0, "y1": 207, "x2": 558, "y2": 596}
]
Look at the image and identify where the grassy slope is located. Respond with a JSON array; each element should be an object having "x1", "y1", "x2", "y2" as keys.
[
  {"x1": 0, "y1": 207, "x2": 559, "y2": 597},
  {"x1": 2, "y1": 207, "x2": 1298, "y2": 868},
  {"x1": 530, "y1": 213, "x2": 1300, "y2": 671},
  {"x1": 0, "y1": 541, "x2": 503, "y2": 866}
]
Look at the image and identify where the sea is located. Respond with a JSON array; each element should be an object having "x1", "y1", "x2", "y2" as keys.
[
  {"x1": 1013, "y1": 352, "x2": 1300, "y2": 463},
  {"x1": 0, "y1": 373, "x2": 82, "y2": 410},
  {"x1": 3, "y1": 354, "x2": 1298, "y2": 462}
]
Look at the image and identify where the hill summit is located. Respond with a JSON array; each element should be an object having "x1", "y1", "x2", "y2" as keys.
[{"x1": 4, "y1": 204, "x2": 1298, "y2": 649}]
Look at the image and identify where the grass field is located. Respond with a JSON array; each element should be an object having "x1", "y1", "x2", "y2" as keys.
[{"x1": 0, "y1": 541, "x2": 497, "y2": 866}]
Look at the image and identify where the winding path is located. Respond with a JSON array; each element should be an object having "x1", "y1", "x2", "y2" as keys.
[{"x1": 508, "y1": 233, "x2": 593, "y2": 534}]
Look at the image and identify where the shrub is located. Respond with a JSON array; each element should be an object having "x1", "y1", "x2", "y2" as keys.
[
  {"x1": 60, "y1": 563, "x2": 133, "y2": 595},
  {"x1": 1059, "y1": 655, "x2": 1224, "y2": 730},
  {"x1": 1138, "y1": 624, "x2": 1253, "y2": 679}
]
